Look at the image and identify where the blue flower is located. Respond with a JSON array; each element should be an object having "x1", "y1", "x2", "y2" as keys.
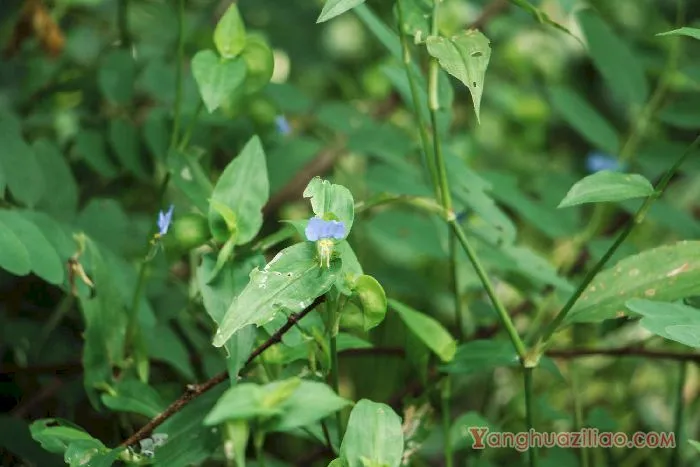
[
  {"x1": 275, "y1": 115, "x2": 291, "y2": 135},
  {"x1": 305, "y1": 216, "x2": 346, "y2": 241},
  {"x1": 586, "y1": 152, "x2": 621, "y2": 173},
  {"x1": 157, "y1": 204, "x2": 174, "y2": 236}
]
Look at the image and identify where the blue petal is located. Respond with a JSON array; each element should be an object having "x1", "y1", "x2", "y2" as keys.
[
  {"x1": 305, "y1": 217, "x2": 323, "y2": 241},
  {"x1": 330, "y1": 220, "x2": 346, "y2": 239},
  {"x1": 157, "y1": 204, "x2": 175, "y2": 235},
  {"x1": 275, "y1": 115, "x2": 291, "y2": 135}
]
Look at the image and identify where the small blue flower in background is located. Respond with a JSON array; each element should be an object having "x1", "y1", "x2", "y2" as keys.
[
  {"x1": 275, "y1": 115, "x2": 291, "y2": 135},
  {"x1": 305, "y1": 216, "x2": 346, "y2": 241},
  {"x1": 157, "y1": 204, "x2": 174, "y2": 236},
  {"x1": 586, "y1": 152, "x2": 622, "y2": 173}
]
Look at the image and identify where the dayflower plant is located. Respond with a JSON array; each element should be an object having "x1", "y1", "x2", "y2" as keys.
[{"x1": 305, "y1": 216, "x2": 346, "y2": 268}]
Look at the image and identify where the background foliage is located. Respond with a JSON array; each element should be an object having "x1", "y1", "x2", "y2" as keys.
[{"x1": 1, "y1": 0, "x2": 700, "y2": 466}]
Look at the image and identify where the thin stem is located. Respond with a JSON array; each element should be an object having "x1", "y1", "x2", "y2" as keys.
[
  {"x1": 124, "y1": 260, "x2": 148, "y2": 359},
  {"x1": 449, "y1": 232, "x2": 464, "y2": 339},
  {"x1": 395, "y1": 0, "x2": 440, "y2": 197},
  {"x1": 537, "y1": 134, "x2": 700, "y2": 349},
  {"x1": 254, "y1": 431, "x2": 266, "y2": 467},
  {"x1": 570, "y1": 329, "x2": 590, "y2": 467},
  {"x1": 117, "y1": 0, "x2": 131, "y2": 48},
  {"x1": 670, "y1": 361, "x2": 688, "y2": 467},
  {"x1": 178, "y1": 101, "x2": 205, "y2": 151},
  {"x1": 330, "y1": 333, "x2": 343, "y2": 446},
  {"x1": 441, "y1": 376, "x2": 454, "y2": 467},
  {"x1": 170, "y1": 0, "x2": 186, "y2": 152},
  {"x1": 523, "y1": 368, "x2": 537, "y2": 467},
  {"x1": 450, "y1": 220, "x2": 527, "y2": 360}
]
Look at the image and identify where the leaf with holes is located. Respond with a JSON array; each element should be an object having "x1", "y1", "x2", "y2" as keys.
[
  {"x1": 565, "y1": 241, "x2": 700, "y2": 324},
  {"x1": 212, "y1": 242, "x2": 340, "y2": 347},
  {"x1": 426, "y1": 30, "x2": 491, "y2": 123}
]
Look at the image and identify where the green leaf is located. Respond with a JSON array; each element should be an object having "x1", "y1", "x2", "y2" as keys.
[
  {"x1": 336, "y1": 240, "x2": 363, "y2": 295},
  {"x1": 213, "y1": 242, "x2": 341, "y2": 347},
  {"x1": 192, "y1": 50, "x2": 247, "y2": 113},
  {"x1": 30, "y1": 419, "x2": 96, "y2": 455},
  {"x1": 264, "y1": 380, "x2": 352, "y2": 432},
  {"x1": 100, "y1": 380, "x2": 167, "y2": 418},
  {"x1": 558, "y1": 171, "x2": 654, "y2": 208},
  {"x1": 214, "y1": 3, "x2": 246, "y2": 58},
  {"x1": 340, "y1": 399, "x2": 404, "y2": 467},
  {"x1": 0, "y1": 210, "x2": 64, "y2": 284},
  {"x1": 565, "y1": 241, "x2": 700, "y2": 324},
  {"x1": 73, "y1": 130, "x2": 118, "y2": 178},
  {"x1": 109, "y1": 118, "x2": 147, "y2": 179},
  {"x1": 209, "y1": 135, "x2": 269, "y2": 245},
  {"x1": 396, "y1": 0, "x2": 430, "y2": 37},
  {"x1": 167, "y1": 148, "x2": 213, "y2": 215},
  {"x1": 509, "y1": 0, "x2": 578, "y2": 40},
  {"x1": 578, "y1": 9, "x2": 648, "y2": 106},
  {"x1": 657, "y1": 27, "x2": 700, "y2": 41},
  {"x1": 425, "y1": 30, "x2": 491, "y2": 123},
  {"x1": 625, "y1": 299, "x2": 700, "y2": 348},
  {"x1": 98, "y1": 49, "x2": 136, "y2": 104},
  {"x1": 198, "y1": 252, "x2": 263, "y2": 378},
  {"x1": 303, "y1": 176, "x2": 355, "y2": 234},
  {"x1": 204, "y1": 383, "x2": 281, "y2": 425},
  {"x1": 548, "y1": 86, "x2": 619, "y2": 154},
  {"x1": 0, "y1": 118, "x2": 44, "y2": 207},
  {"x1": 317, "y1": 0, "x2": 366, "y2": 23},
  {"x1": 0, "y1": 210, "x2": 31, "y2": 276},
  {"x1": 389, "y1": 299, "x2": 456, "y2": 362},
  {"x1": 33, "y1": 139, "x2": 79, "y2": 221}
]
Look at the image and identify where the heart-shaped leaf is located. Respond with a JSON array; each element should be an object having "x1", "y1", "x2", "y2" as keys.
[{"x1": 192, "y1": 50, "x2": 247, "y2": 113}]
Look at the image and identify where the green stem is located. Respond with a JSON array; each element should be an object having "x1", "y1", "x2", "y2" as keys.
[
  {"x1": 450, "y1": 220, "x2": 527, "y2": 360},
  {"x1": 395, "y1": 0, "x2": 440, "y2": 198},
  {"x1": 178, "y1": 101, "x2": 205, "y2": 151},
  {"x1": 441, "y1": 376, "x2": 454, "y2": 467},
  {"x1": 524, "y1": 367, "x2": 537, "y2": 467},
  {"x1": 670, "y1": 361, "x2": 688, "y2": 467},
  {"x1": 330, "y1": 333, "x2": 343, "y2": 446},
  {"x1": 117, "y1": 0, "x2": 131, "y2": 48},
  {"x1": 170, "y1": 0, "x2": 186, "y2": 151},
  {"x1": 124, "y1": 260, "x2": 148, "y2": 357},
  {"x1": 254, "y1": 431, "x2": 266, "y2": 467},
  {"x1": 570, "y1": 328, "x2": 590, "y2": 467},
  {"x1": 537, "y1": 133, "x2": 700, "y2": 348},
  {"x1": 449, "y1": 231, "x2": 464, "y2": 339}
]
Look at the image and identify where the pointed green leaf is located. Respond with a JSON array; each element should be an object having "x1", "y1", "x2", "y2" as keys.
[
  {"x1": 389, "y1": 299, "x2": 456, "y2": 362},
  {"x1": 0, "y1": 118, "x2": 44, "y2": 207},
  {"x1": 109, "y1": 118, "x2": 147, "y2": 179},
  {"x1": 548, "y1": 86, "x2": 619, "y2": 155},
  {"x1": 657, "y1": 27, "x2": 700, "y2": 41},
  {"x1": 558, "y1": 171, "x2": 654, "y2": 208},
  {"x1": 0, "y1": 210, "x2": 31, "y2": 276},
  {"x1": 33, "y1": 139, "x2": 79, "y2": 221},
  {"x1": 213, "y1": 242, "x2": 340, "y2": 347},
  {"x1": 340, "y1": 399, "x2": 404, "y2": 467},
  {"x1": 352, "y1": 275, "x2": 387, "y2": 331},
  {"x1": 426, "y1": 30, "x2": 491, "y2": 123},
  {"x1": 565, "y1": 241, "x2": 700, "y2": 324},
  {"x1": 192, "y1": 50, "x2": 247, "y2": 113},
  {"x1": 317, "y1": 0, "x2": 366, "y2": 23},
  {"x1": 101, "y1": 380, "x2": 167, "y2": 418},
  {"x1": 209, "y1": 135, "x2": 269, "y2": 245},
  {"x1": 0, "y1": 210, "x2": 64, "y2": 284},
  {"x1": 214, "y1": 3, "x2": 246, "y2": 58},
  {"x1": 578, "y1": 9, "x2": 648, "y2": 106},
  {"x1": 626, "y1": 299, "x2": 700, "y2": 348}
]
